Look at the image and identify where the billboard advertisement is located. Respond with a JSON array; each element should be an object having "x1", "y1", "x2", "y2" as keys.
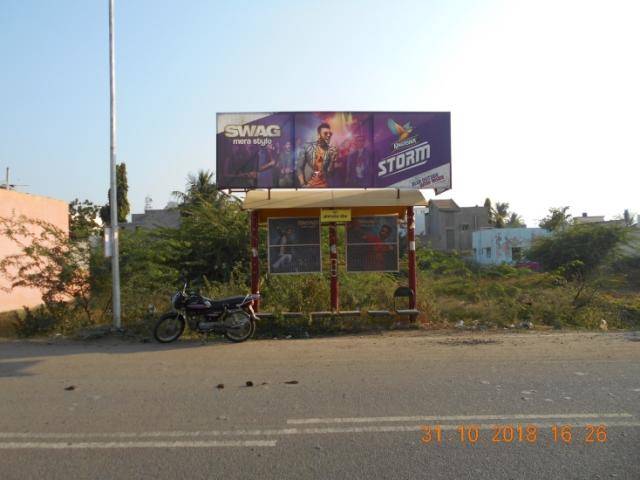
[
  {"x1": 267, "y1": 217, "x2": 321, "y2": 274},
  {"x1": 216, "y1": 112, "x2": 451, "y2": 191},
  {"x1": 346, "y1": 215, "x2": 399, "y2": 272}
]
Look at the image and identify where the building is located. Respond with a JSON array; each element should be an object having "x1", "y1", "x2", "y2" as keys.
[
  {"x1": 0, "y1": 189, "x2": 69, "y2": 312},
  {"x1": 121, "y1": 207, "x2": 181, "y2": 231},
  {"x1": 573, "y1": 212, "x2": 606, "y2": 225},
  {"x1": 472, "y1": 227, "x2": 550, "y2": 265},
  {"x1": 422, "y1": 199, "x2": 491, "y2": 251},
  {"x1": 414, "y1": 206, "x2": 427, "y2": 236}
]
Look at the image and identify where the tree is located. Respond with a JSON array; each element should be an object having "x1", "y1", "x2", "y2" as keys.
[
  {"x1": 0, "y1": 215, "x2": 93, "y2": 327},
  {"x1": 100, "y1": 163, "x2": 130, "y2": 225},
  {"x1": 69, "y1": 199, "x2": 101, "y2": 241},
  {"x1": 484, "y1": 198, "x2": 493, "y2": 225},
  {"x1": 539, "y1": 206, "x2": 572, "y2": 231},
  {"x1": 161, "y1": 172, "x2": 248, "y2": 284},
  {"x1": 622, "y1": 209, "x2": 637, "y2": 227},
  {"x1": 172, "y1": 169, "x2": 221, "y2": 207},
  {"x1": 505, "y1": 212, "x2": 526, "y2": 228},
  {"x1": 164, "y1": 195, "x2": 249, "y2": 284},
  {"x1": 484, "y1": 198, "x2": 524, "y2": 228},
  {"x1": 528, "y1": 224, "x2": 628, "y2": 305},
  {"x1": 493, "y1": 202, "x2": 510, "y2": 228}
]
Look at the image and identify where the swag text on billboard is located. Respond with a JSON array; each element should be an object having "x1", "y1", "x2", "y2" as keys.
[{"x1": 216, "y1": 112, "x2": 451, "y2": 191}]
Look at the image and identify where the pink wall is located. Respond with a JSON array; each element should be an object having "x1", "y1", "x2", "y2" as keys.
[{"x1": 0, "y1": 189, "x2": 69, "y2": 312}]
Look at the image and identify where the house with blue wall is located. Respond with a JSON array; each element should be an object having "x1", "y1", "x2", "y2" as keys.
[{"x1": 472, "y1": 228, "x2": 550, "y2": 265}]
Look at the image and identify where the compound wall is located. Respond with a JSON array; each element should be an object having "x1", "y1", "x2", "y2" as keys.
[{"x1": 0, "y1": 189, "x2": 69, "y2": 312}]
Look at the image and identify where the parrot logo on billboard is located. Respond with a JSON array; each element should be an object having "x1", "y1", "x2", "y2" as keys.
[
  {"x1": 387, "y1": 118, "x2": 418, "y2": 151},
  {"x1": 387, "y1": 118, "x2": 413, "y2": 141}
]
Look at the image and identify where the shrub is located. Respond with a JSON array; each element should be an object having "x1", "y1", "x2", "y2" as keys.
[{"x1": 12, "y1": 306, "x2": 59, "y2": 337}]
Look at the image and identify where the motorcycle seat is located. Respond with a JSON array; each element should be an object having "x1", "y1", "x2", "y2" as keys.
[{"x1": 209, "y1": 295, "x2": 249, "y2": 310}]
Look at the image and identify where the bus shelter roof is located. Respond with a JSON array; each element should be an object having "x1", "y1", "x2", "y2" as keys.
[{"x1": 242, "y1": 189, "x2": 429, "y2": 211}]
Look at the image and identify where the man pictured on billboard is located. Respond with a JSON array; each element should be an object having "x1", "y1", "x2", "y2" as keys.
[
  {"x1": 257, "y1": 143, "x2": 278, "y2": 188},
  {"x1": 345, "y1": 134, "x2": 372, "y2": 187},
  {"x1": 296, "y1": 123, "x2": 338, "y2": 188},
  {"x1": 347, "y1": 216, "x2": 398, "y2": 272},
  {"x1": 268, "y1": 217, "x2": 321, "y2": 274},
  {"x1": 275, "y1": 140, "x2": 295, "y2": 188},
  {"x1": 362, "y1": 223, "x2": 395, "y2": 271},
  {"x1": 223, "y1": 143, "x2": 258, "y2": 188},
  {"x1": 272, "y1": 225, "x2": 294, "y2": 270}
]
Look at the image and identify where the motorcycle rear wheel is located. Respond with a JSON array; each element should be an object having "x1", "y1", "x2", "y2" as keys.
[
  {"x1": 153, "y1": 312, "x2": 185, "y2": 343},
  {"x1": 224, "y1": 310, "x2": 255, "y2": 343}
]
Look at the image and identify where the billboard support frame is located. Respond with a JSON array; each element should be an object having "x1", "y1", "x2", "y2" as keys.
[
  {"x1": 407, "y1": 206, "x2": 417, "y2": 309},
  {"x1": 329, "y1": 222, "x2": 339, "y2": 312},
  {"x1": 250, "y1": 211, "x2": 260, "y2": 311}
]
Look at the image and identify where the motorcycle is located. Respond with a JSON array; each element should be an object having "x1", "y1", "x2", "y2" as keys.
[{"x1": 153, "y1": 282, "x2": 260, "y2": 343}]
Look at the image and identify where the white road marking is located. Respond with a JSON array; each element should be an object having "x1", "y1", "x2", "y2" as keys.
[
  {"x1": 286, "y1": 412, "x2": 634, "y2": 425},
  {"x1": 2, "y1": 421, "x2": 640, "y2": 449},
  {"x1": 0, "y1": 440, "x2": 277, "y2": 450},
  {"x1": 0, "y1": 414, "x2": 637, "y2": 443}
]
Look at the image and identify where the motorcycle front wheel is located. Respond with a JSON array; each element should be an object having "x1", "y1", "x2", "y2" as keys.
[
  {"x1": 224, "y1": 310, "x2": 255, "y2": 343},
  {"x1": 153, "y1": 312, "x2": 185, "y2": 343}
]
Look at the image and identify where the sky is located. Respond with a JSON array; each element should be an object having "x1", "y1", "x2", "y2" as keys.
[{"x1": 1, "y1": 0, "x2": 638, "y2": 226}]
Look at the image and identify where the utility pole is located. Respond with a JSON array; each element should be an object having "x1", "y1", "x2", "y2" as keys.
[{"x1": 109, "y1": 0, "x2": 122, "y2": 329}]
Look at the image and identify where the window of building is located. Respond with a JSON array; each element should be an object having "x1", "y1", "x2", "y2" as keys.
[
  {"x1": 461, "y1": 224, "x2": 469, "y2": 231},
  {"x1": 512, "y1": 247, "x2": 523, "y2": 261},
  {"x1": 484, "y1": 247, "x2": 491, "y2": 258}
]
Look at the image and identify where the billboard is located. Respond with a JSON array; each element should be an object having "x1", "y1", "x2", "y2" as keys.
[
  {"x1": 216, "y1": 112, "x2": 451, "y2": 191},
  {"x1": 346, "y1": 215, "x2": 399, "y2": 272},
  {"x1": 267, "y1": 217, "x2": 321, "y2": 274}
]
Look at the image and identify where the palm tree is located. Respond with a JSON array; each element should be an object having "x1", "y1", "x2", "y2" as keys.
[
  {"x1": 173, "y1": 170, "x2": 220, "y2": 206},
  {"x1": 539, "y1": 206, "x2": 572, "y2": 231},
  {"x1": 494, "y1": 202, "x2": 510, "y2": 228},
  {"x1": 505, "y1": 212, "x2": 526, "y2": 228}
]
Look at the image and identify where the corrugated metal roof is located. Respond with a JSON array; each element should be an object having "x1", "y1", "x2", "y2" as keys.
[{"x1": 243, "y1": 189, "x2": 429, "y2": 210}]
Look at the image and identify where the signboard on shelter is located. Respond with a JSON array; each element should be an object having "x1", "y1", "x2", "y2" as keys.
[
  {"x1": 216, "y1": 112, "x2": 451, "y2": 191},
  {"x1": 267, "y1": 217, "x2": 321, "y2": 274},
  {"x1": 346, "y1": 215, "x2": 399, "y2": 272},
  {"x1": 320, "y1": 209, "x2": 351, "y2": 223}
]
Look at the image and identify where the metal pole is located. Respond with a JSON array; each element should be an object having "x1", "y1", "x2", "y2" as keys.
[
  {"x1": 109, "y1": 0, "x2": 121, "y2": 328},
  {"x1": 250, "y1": 211, "x2": 260, "y2": 312},
  {"x1": 329, "y1": 223, "x2": 339, "y2": 312},
  {"x1": 407, "y1": 207, "x2": 417, "y2": 309}
]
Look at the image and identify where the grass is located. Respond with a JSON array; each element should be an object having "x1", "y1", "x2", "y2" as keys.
[{"x1": 2, "y1": 253, "x2": 639, "y2": 338}]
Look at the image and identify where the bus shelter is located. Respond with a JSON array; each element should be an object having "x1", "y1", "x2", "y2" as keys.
[{"x1": 243, "y1": 189, "x2": 428, "y2": 315}]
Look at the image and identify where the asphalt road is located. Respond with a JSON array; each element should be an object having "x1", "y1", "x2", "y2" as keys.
[{"x1": 1, "y1": 331, "x2": 639, "y2": 479}]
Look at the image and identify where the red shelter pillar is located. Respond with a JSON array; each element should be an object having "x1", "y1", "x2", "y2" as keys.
[
  {"x1": 250, "y1": 210, "x2": 260, "y2": 312},
  {"x1": 329, "y1": 222, "x2": 339, "y2": 312},
  {"x1": 407, "y1": 206, "x2": 417, "y2": 309}
]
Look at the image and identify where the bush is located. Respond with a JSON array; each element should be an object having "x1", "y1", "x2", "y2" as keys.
[
  {"x1": 12, "y1": 306, "x2": 59, "y2": 337},
  {"x1": 416, "y1": 248, "x2": 472, "y2": 276}
]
